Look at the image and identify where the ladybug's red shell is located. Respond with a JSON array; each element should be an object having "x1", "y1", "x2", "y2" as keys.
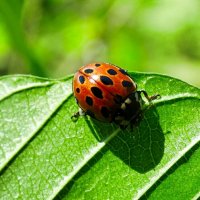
[{"x1": 73, "y1": 63, "x2": 137, "y2": 122}]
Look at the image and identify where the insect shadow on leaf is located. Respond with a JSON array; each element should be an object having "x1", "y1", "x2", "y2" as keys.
[
  {"x1": 62, "y1": 105, "x2": 165, "y2": 197},
  {"x1": 87, "y1": 106, "x2": 165, "y2": 173}
]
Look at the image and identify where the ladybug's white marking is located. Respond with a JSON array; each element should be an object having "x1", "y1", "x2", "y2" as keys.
[
  {"x1": 79, "y1": 108, "x2": 85, "y2": 116},
  {"x1": 121, "y1": 103, "x2": 126, "y2": 110},
  {"x1": 125, "y1": 98, "x2": 132, "y2": 104}
]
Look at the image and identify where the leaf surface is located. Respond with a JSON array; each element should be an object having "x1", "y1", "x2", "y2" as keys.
[{"x1": 0, "y1": 73, "x2": 199, "y2": 200}]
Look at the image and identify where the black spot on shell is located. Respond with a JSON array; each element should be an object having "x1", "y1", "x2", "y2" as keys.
[
  {"x1": 86, "y1": 96, "x2": 93, "y2": 106},
  {"x1": 76, "y1": 88, "x2": 80, "y2": 93},
  {"x1": 100, "y1": 76, "x2": 113, "y2": 85},
  {"x1": 79, "y1": 76, "x2": 85, "y2": 84},
  {"x1": 101, "y1": 107, "x2": 110, "y2": 118},
  {"x1": 86, "y1": 110, "x2": 95, "y2": 118},
  {"x1": 122, "y1": 80, "x2": 133, "y2": 88},
  {"x1": 107, "y1": 69, "x2": 117, "y2": 75},
  {"x1": 91, "y1": 87, "x2": 103, "y2": 99},
  {"x1": 119, "y1": 68, "x2": 129, "y2": 76},
  {"x1": 84, "y1": 69, "x2": 93, "y2": 74},
  {"x1": 95, "y1": 63, "x2": 101, "y2": 67}
]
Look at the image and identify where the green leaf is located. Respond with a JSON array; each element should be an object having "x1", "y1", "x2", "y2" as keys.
[{"x1": 0, "y1": 73, "x2": 199, "y2": 200}]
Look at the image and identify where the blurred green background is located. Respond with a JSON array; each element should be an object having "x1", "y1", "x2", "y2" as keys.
[{"x1": 0, "y1": 0, "x2": 200, "y2": 86}]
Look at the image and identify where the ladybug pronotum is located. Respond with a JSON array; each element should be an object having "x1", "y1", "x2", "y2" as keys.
[{"x1": 71, "y1": 63, "x2": 160, "y2": 129}]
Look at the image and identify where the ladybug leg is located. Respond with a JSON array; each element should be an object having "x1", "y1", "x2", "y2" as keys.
[
  {"x1": 71, "y1": 108, "x2": 86, "y2": 122},
  {"x1": 71, "y1": 112, "x2": 80, "y2": 122},
  {"x1": 139, "y1": 90, "x2": 161, "y2": 102}
]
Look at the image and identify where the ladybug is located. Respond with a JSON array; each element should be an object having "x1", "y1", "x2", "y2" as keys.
[{"x1": 71, "y1": 63, "x2": 160, "y2": 129}]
